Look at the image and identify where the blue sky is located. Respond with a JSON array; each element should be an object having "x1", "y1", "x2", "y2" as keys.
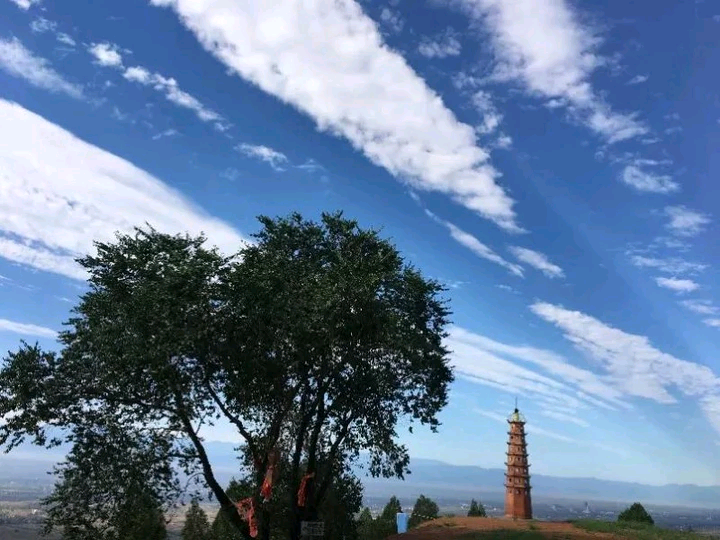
[{"x1": 0, "y1": 0, "x2": 719, "y2": 487}]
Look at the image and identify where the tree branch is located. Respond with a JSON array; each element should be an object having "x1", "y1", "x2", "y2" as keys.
[
  {"x1": 172, "y1": 389, "x2": 251, "y2": 540},
  {"x1": 204, "y1": 381, "x2": 259, "y2": 462}
]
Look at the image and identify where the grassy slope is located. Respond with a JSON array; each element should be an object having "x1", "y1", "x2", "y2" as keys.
[{"x1": 571, "y1": 519, "x2": 713, "y2": 539}]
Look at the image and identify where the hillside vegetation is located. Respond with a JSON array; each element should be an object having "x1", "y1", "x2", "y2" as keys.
[{"x1": 386, "y1": 517, "x2": 718, "y2": 540}]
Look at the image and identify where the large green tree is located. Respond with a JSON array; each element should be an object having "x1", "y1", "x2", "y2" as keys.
[{"x1": 0, "y1": 212, "x2": 453, "y2": 540}]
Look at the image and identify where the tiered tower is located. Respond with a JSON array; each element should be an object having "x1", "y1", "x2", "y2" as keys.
[{"x1": 504, "y1": 407, "x2": 532, "y2": 519}]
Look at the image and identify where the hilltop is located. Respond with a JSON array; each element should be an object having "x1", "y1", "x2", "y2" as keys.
[{"x1": 387, "y1": 517, "x2": 718, "y2": 539}]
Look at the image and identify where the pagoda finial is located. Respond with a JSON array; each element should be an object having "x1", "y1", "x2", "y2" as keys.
[{"x1": 515, "y1": 396, "x2": 518, "y2": 412}]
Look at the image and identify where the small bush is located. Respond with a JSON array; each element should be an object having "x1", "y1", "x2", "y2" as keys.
[{"x1": 617, "y1": 502, "x2": 654, "y2": 525}]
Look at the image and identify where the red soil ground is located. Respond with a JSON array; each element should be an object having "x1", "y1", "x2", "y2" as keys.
[{"x1": 386, "y1": 517, "x2": 617, "y2": 539}]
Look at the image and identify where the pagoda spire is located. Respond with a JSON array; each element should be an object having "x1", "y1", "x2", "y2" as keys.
[{"x1": 504, "y1": 407, "x2": 532, "y2": 519}]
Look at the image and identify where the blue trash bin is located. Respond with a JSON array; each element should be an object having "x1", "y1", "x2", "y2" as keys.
[{"x1": 396, "y1": 512, "x2": 408, "y2": 534}]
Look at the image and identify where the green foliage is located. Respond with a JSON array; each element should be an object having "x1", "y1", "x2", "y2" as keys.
[
  {"x1": 573, "y1": 519, "x2": 703, "y2": 540},
  {"x1": 408, "y1": 494, "x2": 439, "y2": 529},
  {"x1": 617, "y1": 502, "x2": 654, "y2": 525},
  {"x1": 379, "y1": 496, "x2": 402, "y2": 521},
  {"x1": 356, "y1": 496, "x2": 404, "y2": 540},
  {"x1": 357, "y1": 508, "x2": 375, "y2": 540},
  {"x1": 40, "y1": 422, "x2": 172, "y2": 540},
  {"x1": 467, "y1": 499, "x2": 487, "y2": 517},
  {"x1": 0, "y1": 212, "x2": 453, "y2": 540},
  {"x1": 182, "y1": 499, "x2": 213, "y2": 540},
  {"x1": 211, "y1": 480, "x2": 253, "y2": 540}
]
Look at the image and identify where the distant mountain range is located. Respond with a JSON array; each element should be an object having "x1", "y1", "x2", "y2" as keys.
[{"x1": 3, "y1": 441, "x2": 719, "y2": 508}]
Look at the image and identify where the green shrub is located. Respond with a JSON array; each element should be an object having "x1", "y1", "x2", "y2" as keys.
[{"x1": 617, "y1": 502, "x2": 654, "y2": 525}]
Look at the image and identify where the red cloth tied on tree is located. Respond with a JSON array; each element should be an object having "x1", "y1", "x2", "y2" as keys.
[
  {"x1": 297, "y1": 472, "x2": 315, "y2": 508},
  {"x1": 260, "y1": 449, "x2": 280, "y2": 502},
  {"x1": 235, "y1": 497, "x2": 258, "y2": 538}
]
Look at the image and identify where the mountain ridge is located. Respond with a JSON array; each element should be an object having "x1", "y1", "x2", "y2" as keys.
[{"x1": 2, "y1": 441, "x2": 719, "y2": 508}]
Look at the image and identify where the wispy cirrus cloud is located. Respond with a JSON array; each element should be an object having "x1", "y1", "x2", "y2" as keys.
[
  {"x1": 450, "y1": 326, "x2": 627, "y2": 411},
  {"x1": 86, "y1": 41, "x2": 229, "y2": 131},
  {"x1": 627, "y1": 74, "x2": 649, "y2": 85},
  {"x1": 8, "y1": 0, "x2": 41, "y2": 10},
  {"x1": 0, "y1": 100, "x2": 248, "y2": 281},
  {"x1": 379, "y1": 7, "x2": 404, "y2": 33},
  {"x1": 236, "y1": 143, "x2": 289, "y2": 172},
  {"x1": 472, "y1": 408, "x2": 626, "y2": 455},
  {"x1": 448, "y1": 0, "x2": 647, "y2": 144},
  {"x1": 150, "y1": 0, "x2": 522, "y2": 232},
  {"x1": 619, "y1": 165, "x2": 679, "y2": 194},
  {"x1": 29, "y1": 17, "x2": 57, "y2": 34},
  {"x1": 0, "y1": 38, "x2": 83, "y2": 99},
  {"x1": 630, "y1": 255, "x2": 707, "y2": 275},
  {"x1": 56, "y1": 33, "x2": 76, "y2": 47},
  {"x1": 680, "y1": 299, "x2": 718, "y2": 316},
  {"x1": 655, "y1": 277, "x2": 700, "y2": 293},
  {"x1": 664, "y1": 206, "x2": 712, "y2": 237},
  {"x1": 530, "y1": 302, "x2": 720, "y2": 435},
  {"x1": 424, "y1": 210, "x2": 524, "y2": 276},
  {"x1": 0, "y1": 318, "x2": 57, "y2": 339},
  {"x1": 509, "y1": 246, "x2": 564, "y2": 278},
  {"x1": 418, "y1": 28, "x2": 462, "y2": 58}
]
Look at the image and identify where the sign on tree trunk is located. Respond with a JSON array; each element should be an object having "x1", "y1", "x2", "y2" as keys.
[{"x1": 300, "y1": 521, "x2": 325, "y2": 537}]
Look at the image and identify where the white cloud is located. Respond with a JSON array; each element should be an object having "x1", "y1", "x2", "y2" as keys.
[
  {"x1": 418, "y1": 28, "x2": 462, "y2": 58},
  {"x1": 0, "y1": 318, "x2": 57, "y2": 339},
  {"x1": 473, "y1": 407, "x2": 626, "y2": 455},
  {"x1": 452, "y1": 0, "x2": 647, "y2": 143},
  {"x1": 627, "y1": 74, "x2": 648, "y2": 85},
  {"x1": 471, "y1": 90, "x2": 503, "y2": 135},
  {"x1": 236, "y1": 143, "x2": 289, "y2": 171},
  {"x1": 152, "y1": 128, "x2": 179, "y2": 140},
  {"x1": 8, "y1": 0, "x2": 41, "y2": 10},
  {"x1": 496, "y1": 284, "x2": 518, "y2": 293},
  {"x1": 219, "y1": 167, "x2": 240, "y2": 182},
  {"x1": 379, "y1": 7, "x2": 404, "y2": 33},
  {"x1": 530, "y1": 301, "x2": 720, "y2": 434},
  {"x1": 664, "y1": 206, "x2": 711, "y2": 237},
  {"x1": 540, "y1": 409, "x2": 589, "y2": 428},
  {"x1": 425, "y1": 210, "x2": 523, "y2": 276},
  {"x1": 680, "y1": 299, "x2": 718, "y2": 316},
  {"x1": 30, "y1": 17, "x2": 57, "y2": 33},
  {"x1": 620, "y1": 165, "x2": 679, "y2": 194},
  {"x1": 704, "y1": 319, "x2": 720, "y2": 328},
  {"x1": 86, "y1": 41, "x2": 227, "y2": 130},
  {"x1": 509, "y1": 246, "x2": 564, "y2": 278},
  {"x1": 655, "y1": 277, "x2": 700, "y2": 293},
  {"x1": 149, "y1": 0, "x2": 522, "y2": 232},
  {"x1": 0, "y1": 38, "x2": 83, "y2": 99},
  {"x1": 56, "y1": 33, "x2": 77, "y2": 47},
  {"x1": 0, "y1": 99, "x2": 248, "y2": 280},
  {"x1": 88, "y1": 42, "x2": 124, "y2": 67},
  {"x1": 630, "y1": 255, "x2": 707, "y2": 275},
  {"x1": 296, "y1": 158, "x2": 325, "y2": 174},
  {"x1": 450, "y1": 326, "x2": 626, "y2": 410},
  {"x1": 125, "y1": 67, "x2": 225, "y2": 127}
]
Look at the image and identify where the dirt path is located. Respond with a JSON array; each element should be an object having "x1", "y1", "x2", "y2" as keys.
[{"x1": 386, "y1": 517, "x2": 618, "y2": 539}]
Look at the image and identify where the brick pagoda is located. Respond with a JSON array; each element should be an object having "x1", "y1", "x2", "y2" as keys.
[{"x1": 504, "y1": 407, "x2": 532, "y2": 519}]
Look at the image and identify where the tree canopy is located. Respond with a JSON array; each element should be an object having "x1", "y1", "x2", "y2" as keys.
[
  {"x1": 0, "y1": 212, "x2": 453, "y2": 540},
  {"x1": 408, "y1": 494, "x2": 439, "y2": 529},
  {"x1": 467, "y1": 499, "x2": 486, "y2": 517},
  {"x1": 182, "y1": 499, "x2": 213, "y2": 540},
  {"x1": 617, "y1": 502, "x2": 654, "y2": 525}
]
